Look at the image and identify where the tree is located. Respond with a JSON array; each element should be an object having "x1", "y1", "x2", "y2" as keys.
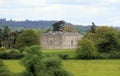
[
  {"x1": 52, "y1": 20, "x2": 65, "y2": 32},
  {"x1": 95, "y1": 26, "x2": 120, "y2": 53},
  {"x1": 42, "y1": 57, "x2": 72, "y2": 76},
  {"x1": 90, "y1": 22, "x2": 96, "y2": 33},
  {"x1": 20, "y1": 45, "x2": 44, "y2": 76},
  {"x1": 76, "y1": 38, "x2": 99, "y2": 59},
  {"x1": 15, "y1": 29, "x2": 39, "y2": 51},
  {"x1": 2, "y1": 26, "x2": 11, "y2": 48},
  {"x1": 0, "y1": 59, "x2": 10, "y2": 76},
  {"x1": 21, "y1": 45, "x2": 72, "y2": 76},
  {"x1": 0, "y1": 28, "x2": 3, "y2": 47}
]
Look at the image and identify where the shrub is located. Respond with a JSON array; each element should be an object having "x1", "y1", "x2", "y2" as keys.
[
  {"x1": 21, "y1": 45, "x2": 72, "y2": 76},
  {"x1": 15, "y1": 29, "x2": 39, "y2": 50},
  {"x1": 97, "y1": 53, "x2": 110, "y2": 59},
  {"x1": 59, "y1": 54, "x2": 69, "y2": 60},
  {"x1": 43, "y1": 57, "x2": 62, "y2": 69},
  {"x1": 109, "y1": 51, "x2": 120, "y2": 59},
  {"x1": 43, "y1": 57, "x2": 73, "y2": 76},
  {"x1": 76, "y1": 38, "x2": 99, "y2": 59},
  {"x1": 0, "y1": 49, "x2": 24, "y2": 59}
]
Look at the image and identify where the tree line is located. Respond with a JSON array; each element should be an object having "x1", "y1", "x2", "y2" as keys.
[
  {"x1": 76, "y1": 23, "x2": 120, "y2": 59},
  {"x1": 0, "y1": 26, "x2": 40, "y2": 59},
  {"x1": 0, "y1": 26, "x2": 24, "y2": 48}
]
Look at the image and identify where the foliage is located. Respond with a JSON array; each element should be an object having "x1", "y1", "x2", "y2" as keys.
[
  {"x1": 0, "y1": 49, "x2": 24, "y2": 59},
  {"x1": 59, "y1": 54, "x2": 69, "y2": 60},
  {"x1": 15, "y1": 29, "x2": 39, "y2": 52},
  {"x1": 52, "y1": 20, "x2": 65, "y2": 32},
  {"x1": 2, "y1": 26, "x2": 11, "y2": 48},
  {"x1": 21, "y1": 45, "x2": 72, "y2": 76},
  {"x1": 90, "y1": 22, "x2": 96, "y2": 33},
  {"x1": 76, "y1": 38, "x2": 99, "y2": 59},
  {"x1": 109, "y1": 51, "x2": 120, "y2": 59},
  {"x1": 43, "y1": 57, "x2": 62, "y2": 69},
  {"x1": 85, "y1": 26, "x2": 120, "y2": 59},
  {"x1": 42, "y1": 57, "x2": 72, "y2": 76},
  {"x1": 95, "y1": 26, "x2": 120, "y2": 53},
  {"x1": 20, "y1": 45, "x2": 44, "y2": 76},
  {"x1": 0, "y1": 28, "x2": 3, "y2": 47},
  {"x1": 0, "y1": 26, "x2": 23, "y2": 48}
]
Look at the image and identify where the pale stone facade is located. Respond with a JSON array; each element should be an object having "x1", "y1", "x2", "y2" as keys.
[{"x1": 40, "y1": 31, "x2": 83, "y2": 49}]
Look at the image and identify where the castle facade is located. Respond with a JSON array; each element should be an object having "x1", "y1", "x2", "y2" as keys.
[{"x1": 40, "y1": 32, "x2": 82, "y2": 49}]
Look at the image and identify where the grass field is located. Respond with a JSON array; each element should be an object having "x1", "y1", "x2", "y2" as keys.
[
  {"x1": 3, "y1": 59, "x2": 120, "y2": 76},
  {"x1": 63, "y1": 60, "x2": 120, "y2": 76},
  {"x1": 42, "y1": 49, "x2": 76, "y2": 58}
]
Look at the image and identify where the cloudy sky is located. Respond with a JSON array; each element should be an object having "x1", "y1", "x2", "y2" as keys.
[{"x1": 0, "y1": 0, "x2": 120, "y2": 26}]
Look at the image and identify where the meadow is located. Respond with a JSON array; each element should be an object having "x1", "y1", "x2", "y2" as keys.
[
  {"x1": 3, "y1": 50, "x2": 120, "y2": 76},
  {"x1": 3, "y1": 60, "x2": 120, "y2": 76}
]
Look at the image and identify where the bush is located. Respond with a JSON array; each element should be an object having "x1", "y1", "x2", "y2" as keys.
[
  {"x1": 43, "y1": 57, "x2": 73, "y2": 76},
  {"x1": 0, "y1": 49, "x2": 24, "y2": 59},
  {"x1": 109, "y1": 51, "x2": 120, "y2": 59},
  {"x1": 15, "y1": 29, "x2": 39, "y2": 50},
  {"x1": 43, "y1": 57, "x2": 62, "y2": 69},
  {"x1": 59, "y1": 54, "x2": 69, "y2": 60},
  {"x1": 21, "y1": 45, "x2": 72, "y2": 76},
  {"x1": 50, "y1": 68, "x2": 73, "y2": 76},
  {"x1": 76, "y1": 38, "x2": 99, "y2": 59},
  {"x1": 97, "y1": 53, "x2": 110, "y2": 59}
]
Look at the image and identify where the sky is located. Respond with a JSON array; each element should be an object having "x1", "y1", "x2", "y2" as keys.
[{"x1": 0, "y1": 0, "x2": 120, "y2": 26}]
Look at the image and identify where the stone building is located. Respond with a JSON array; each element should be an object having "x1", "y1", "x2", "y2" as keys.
[{"x1": 40, "y1": 31, "x2": 83, "y2": 49}]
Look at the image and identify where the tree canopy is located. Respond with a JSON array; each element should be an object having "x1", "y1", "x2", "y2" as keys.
[
  {"x1": 21, "y1": 45, "x2": 72, "y2": 76},
  {"x1": 76, "y1": 38, "x2": 98, "y2": 59},
  {"x1": 15, "y1": 29, "x2": 39, "y2": 50}
]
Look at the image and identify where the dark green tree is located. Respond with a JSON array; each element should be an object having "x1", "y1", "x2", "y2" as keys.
[
  {"x1": 20, "y1": 45, "x2": 44, "y2": 76},
  {"x1": 95, "y1": 26, "x2": 120, "y2": 53},
  {"x1": 15, "y1": 29, "x2": 39, "y2": 51},
  {"x1": 52, "y1": 20, "x2": 65, "y2": 32},
  {"x1": 0, "y1": 28, "x2": 3, "y2": 47},
  {"x1": 43, "y1": 57, "x2": 72, "y2": 76},
  {"x1": 76, "y1": 38, "x2": 99, "y2": 59},
  {"x1": 10, "y1": 31, "x2": 21, "y2": 48},
  {"x1": 90, "y1": 22, "x2": 96, "y2": 33},
  {"x1": 2, "y1": 26, "x2": 11, "y2": 48},
  {"x1": 21, "y1": 45, "x2": 72, "y2": 76}
]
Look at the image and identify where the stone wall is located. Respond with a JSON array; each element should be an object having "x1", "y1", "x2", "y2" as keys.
[{"x1": 40, "y1": 32, "x2": 83, "y2": 49}]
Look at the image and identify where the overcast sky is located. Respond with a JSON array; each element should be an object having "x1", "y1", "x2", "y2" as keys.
[{"x1": 0, "y1": 0, "x2": 120, "y2": 26}]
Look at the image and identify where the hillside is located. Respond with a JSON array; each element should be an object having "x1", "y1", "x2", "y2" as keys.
[
  {"x1": 0, "y1": 18, "x2": 91, "y2": 33},
  {"x1": 0, "y1": 18, "x2": 120, "y2": 33},
  {"x1": 0, "y1": 18, "x2": 73, "y2": 29}
]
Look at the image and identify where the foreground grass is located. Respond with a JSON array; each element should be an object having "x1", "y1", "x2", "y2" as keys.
[
  {"x1": 3, "y1": 60, "x2": 120, "y2": 76},
  {"x1": 3, "y1": 60, "x2": 24, "y2": 73},
  {"x1": 63, "y1": 60, "x2": 120, "y2": 76}
]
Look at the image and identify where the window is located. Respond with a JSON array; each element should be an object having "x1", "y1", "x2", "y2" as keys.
[
  {"x1": 71, "y1": 40, "x2": 73, "y2": 45},
  {"x1": 50, "y1": 40, "x2": 52, "y2": 45}
]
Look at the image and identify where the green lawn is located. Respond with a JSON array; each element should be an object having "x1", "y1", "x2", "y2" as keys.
[
  {"x1": 42, "y1": 49, "x2": 76, "y2": 58},
  {"x1": 63, "y1": 60, "x2": 120, "y2": 76},
  {"x1": 3, "y1": 60, "x2": 24, "y2": 73},
  {"x1": 3, "y1": 60, "x2": 120, "y2": 76}
]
